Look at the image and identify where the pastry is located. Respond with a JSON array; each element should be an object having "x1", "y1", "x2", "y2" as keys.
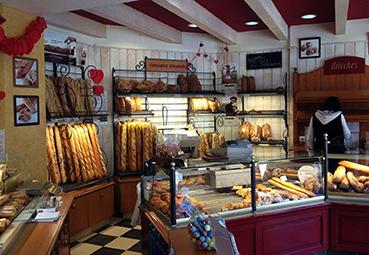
[
  {"x1": 135, "y1": 80, "x2": 154, "y2": 92},
  {"x1": 333, "y1": 166, "x2": 346, "y2": 183},
  {"x1": 339, "y1": 161, "x2": 369, "y2": 176},
  {"x1": 327, "y1": 172, "x2": 337, "y2": 191},
  {"x1": 239, "y1": 122, "x2": 251, "y2": 140},
  {"x1": 346, "y1": 171, "x2": 364, "y2": 192},
  {"x1": 358, "y1": 176, "x2": 369, "y2": 183}
]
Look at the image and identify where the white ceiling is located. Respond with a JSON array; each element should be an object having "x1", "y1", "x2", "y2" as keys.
[{"x1": 0, "y1": 0, "x2": 134, "y2": 14}]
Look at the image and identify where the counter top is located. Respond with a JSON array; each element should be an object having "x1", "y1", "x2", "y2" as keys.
[{"x1": 8, "y1": 192, "x2": 74, "y2": 255}]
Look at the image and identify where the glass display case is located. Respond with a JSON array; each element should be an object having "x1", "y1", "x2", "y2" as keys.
[
  {"x1": 328, "y1": 153, "x2": 369, "y2": 202},
  {"x1": 141, "y1": 155, "x2": 326, "y2": 227}
]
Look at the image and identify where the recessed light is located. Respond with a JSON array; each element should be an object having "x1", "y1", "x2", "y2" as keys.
[
  {"x1": 188, "y1": 23, "x2": 198, "y2": 28},
  {"x1": 301, "y1": 14, "x2": 317, "y2": 20},
  {"x1": 245, "y1": 21, "x2": 259, "y2": 26}
]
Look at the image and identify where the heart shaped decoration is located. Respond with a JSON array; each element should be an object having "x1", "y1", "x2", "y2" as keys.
[
  {"x1": 196, "y1": 52, "x2": 201, "y2": 57},
  {"x1": 0, "y1": 91, "x2": 5, "y2": 100},
  {"x1": 214, "y1": 60, "x2": 219, "y2": 64},
  {"x1": 89, "y1": 69, "x2": 104, "y2": 84},
  {"x1": 199, "y1": 42, "x2": 204, "y2": 47},
  {"x1": 203, "y1": 53, "x2": 208, "y2": 58},
  {"x1": 93, "y1": 85, "x2": 104, "y2": 96}
]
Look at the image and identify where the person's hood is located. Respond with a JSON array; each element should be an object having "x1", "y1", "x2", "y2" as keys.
[{"x1": 315, "y1": 110, "x2": 341, "y2": 125}]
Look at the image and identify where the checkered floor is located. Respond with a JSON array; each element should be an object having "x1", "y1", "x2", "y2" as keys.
[{"x1": 70, "y1": 218, "x2": 142, "y2": 255}]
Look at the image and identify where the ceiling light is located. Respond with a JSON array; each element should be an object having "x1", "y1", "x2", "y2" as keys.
[
  {"x1": 245, "y1": 21, "x2": 259, "y2": 26},
  {"x1": 188, "y1": 23, "x2": 198, "y2": 28},
  {"x1": 301, "y1": 14, "x2": 317, "y2": 20}
]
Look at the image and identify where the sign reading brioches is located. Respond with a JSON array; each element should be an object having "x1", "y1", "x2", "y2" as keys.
[
  {"x1": 324, "y1": 56, "x2": 365, "y2": 75},
  {"x1": 145, "y1": 58, "x2": 189, "y2": 73}
]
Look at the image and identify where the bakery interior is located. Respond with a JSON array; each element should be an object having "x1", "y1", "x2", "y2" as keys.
[{"x1": 0, "y1": 0, "x2": 369, "y2": 254}]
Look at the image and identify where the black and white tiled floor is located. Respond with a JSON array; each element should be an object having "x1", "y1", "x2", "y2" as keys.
[{"x1": 71, "y1": 218, "x2": 142, "y2": 255}]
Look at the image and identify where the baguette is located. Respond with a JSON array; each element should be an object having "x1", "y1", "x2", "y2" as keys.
[
  {"x1": 46, "y1": 126, "x2": 61, "y2": 184},
  {"x1": 339, "y1": 160, "x2": 369, "y2": 176},
  {"x1": 60, "y1": 125, "x2": 76, "y2": 182},
  {"x1": 87, "y1": 123, "x2": 107, "y2": 177},
  {"x1": 136, "y1": 122, "x2": 143, "y2": 171},
  {"x1": 128, "y1": 122, "x2": 137, "y2": 171},
  {"x1": 333, "y1": 166, "x2": 346, "y2": 183},
  {"x1": 346, "y1": 171, "x2": 364, "y2": 192},
  {"x1": 268, "y1": 180, "x2": 308, "y2": 198},
  {"x1": 82, "y1": 124, "x2": 99, "y2": 178},
  {"x1": 339, "y1": 174, "x2": 350, "y2": 190},
  {"x1": 67, "y1": 125, "x2": 82, "y2": 182},
  {"x1": 272, "y1": 177, "x2": 315, "y2": 197},
  {"x1": 72, "y1": 126, "x2": 89, "y2": 182},
  {"x1": 53, "y1": 126, "x2": 67, "y2": 183},
  {"x1": 120, "y1": 122, "x2": 128, "y2": 172}
]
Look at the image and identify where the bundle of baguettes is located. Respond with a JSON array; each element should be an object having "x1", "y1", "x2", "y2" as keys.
[
  {"x1": 45, "y1": 75, "x2": 96, "y2": 116},
  {"x1": 46, "y1": 123, "x2": 107, "y2": 184},
  {"x1": 115, "y1": 120, "x2": 154, "y2": 173},
  {"x1": 268, "y1": 177, "x2": 316, "y2": 198}
]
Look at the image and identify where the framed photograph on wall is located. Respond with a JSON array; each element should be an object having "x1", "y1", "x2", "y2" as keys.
[
  {"x1": 299, "y1": 37, "x2": 321, "y2": 59},
  {"x1": 13, "y1": 57, "x2": 38, "y2": 88},
  {"x1": 13, "y1": 96, "x2": 40, "y2": 126}
]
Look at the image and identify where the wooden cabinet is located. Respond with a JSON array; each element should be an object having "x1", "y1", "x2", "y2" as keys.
[
  {"x1": 69, "y1": 182, "x2": 115, "y2": 237},
  {"x1": 331, "y1": 202, "x2": 369, "y2": 254},
  {"x1": 89, "y1": 186, "x2": 114, "y2": 226},
  {"x1": 116, "y1": 176, "x2": 140, "y2": 215},
  {"x1": 70, "y1": 195, "x2": 89, "y2": 236}
]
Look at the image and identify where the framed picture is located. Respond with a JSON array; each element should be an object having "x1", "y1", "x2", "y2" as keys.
[
  {"x1": 13, "y1": 57, "x2": 38, "y2": 88},
  {"x1": 299, "y1": 37, "x2": 321, "y2": 59},
  {"x1": 222, "y1": 64, "x2": 238, "y2": 84},
  {"x1": 13, "y1": 96, "x2": 40, "y2": 126}
]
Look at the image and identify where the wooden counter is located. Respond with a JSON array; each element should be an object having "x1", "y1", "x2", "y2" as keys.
[{"x1": 8, "y1": 192, "x2": 74, "y2": 255}]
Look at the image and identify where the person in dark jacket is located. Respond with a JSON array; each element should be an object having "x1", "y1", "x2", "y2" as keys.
[{"x1": 306, "y1": 96, "x2": 351, "y2": 154}]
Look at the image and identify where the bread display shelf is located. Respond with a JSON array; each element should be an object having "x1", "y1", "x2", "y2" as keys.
[
  {"x1": 115, "y1": 91, "x2": 225, "y2": 98},
  {"x1": 114, "y1": 110, "x2": 155, "y2": 117},
  {"x1": 237, "y1": 110, "x2": 286, "y2": 117},
  {"x1": 188, "y1": 110, "x2": 225, "y2": 115},
  {"x1": 61, "y1": 176, "x2": 112, "y2": 192},
  {"x1": 238, "y1": 88, "x2": 285, "y2": 97},
  {"x1": 48, "y1": 112, "x2": 109, "y2": 120}
]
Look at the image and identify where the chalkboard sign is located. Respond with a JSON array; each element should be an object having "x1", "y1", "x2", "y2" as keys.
[{"x1": 246, "y1": 52, "x2": 282, "y2": 70}]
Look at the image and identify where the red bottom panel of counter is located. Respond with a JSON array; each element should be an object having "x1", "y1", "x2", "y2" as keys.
[
  {"x1": 331, "y1": 202, "x2": 369, "y2": 254},
  {"x1": 226, "y1": 204, "x2": 329, "y2": 255}
]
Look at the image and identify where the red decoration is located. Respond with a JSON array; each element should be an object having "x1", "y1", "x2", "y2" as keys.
[
  {"x1": 189, "y1": 42, "x2": 219, "y2": 66},
  {"x1": 0, "y1": 16, "x2": 47, "y2": 56},
  {"x1": 324, "y1": 56, "x2": 365, "y2": 75},
  {"x1": 93, "y1": 85, "x2": 104, "y2": 96},
  {"x1": 88, "y1": 69, "x2": 104, "y2": 84},
  {"x1": 0, "y1": 91, "x2": 5, "y2": 100}
]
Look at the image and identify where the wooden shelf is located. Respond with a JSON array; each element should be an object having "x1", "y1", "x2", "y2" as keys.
[
  {"x1": 238, "y1": 88, "x2": 285, "y2": 96},
  {"x1": 237, "y1": 110, "x2": 286, "y2": 117}
]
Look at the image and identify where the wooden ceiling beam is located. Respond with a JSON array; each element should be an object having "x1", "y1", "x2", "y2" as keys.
[
  {"x1": 87, "y1": 4, "x2": 182, "y2": 43},
  {"x1": 244, "y1": 0, "x2": 288, "y2": 41},
  {"x1": 335, "y1": 0, "x2": 349, "y2": 35},
  {"x1": 152, "y1": 0, "x2": 238, "y2": 44},
  {"x1": 45, "y1": 12, "x2": 106, "y2": 38}
]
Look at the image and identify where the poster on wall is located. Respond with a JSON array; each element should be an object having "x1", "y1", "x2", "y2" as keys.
[
  {"x1": 13, "y1": 57, "x2": 38, "y2": 88},
  {"x1": 246, "y1": 52, "x2": 282, "y2": 70},
  {"x1": 44, "y1": 29, "x2": 77, "y2": 65},
  {"x1": 13, "y1": 96, "x2": 40, "y2": 126},
  {"x1": 222, "y1": 64, "x2": 238, "y2": 84},
  {"x1": 299, "y1": 37, "x2": 321, "y2": 59}
]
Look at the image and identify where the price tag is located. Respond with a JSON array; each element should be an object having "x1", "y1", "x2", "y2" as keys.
[
  {"x1": 175, "y1": 172, "x2": 183, "y2": 190},
  {"x1": 258, "y1": 164, "x2": 267, "y2": 179},
  {"x1": 280, "y1": 175, "x2": 288, "y2": 182},
  {"x1": 181, "y1": 197, "x2": 196, "y2": 215},
  {"x1": 174, "y1": 94, "x2": 181, "y2": 98}
]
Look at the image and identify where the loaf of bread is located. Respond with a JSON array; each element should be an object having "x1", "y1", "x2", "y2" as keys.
[
  {"x1": 239, "y1": 122, "x2": 251, "y2": 140},
  {"x1": 116, "y1": 79, "x2": 132, "y2": 93},
  {"x1": 45, "y1": 76, "x2": 63, "y2": 115},
  {"x1": 247, "y1": 76, "x2": 256, "y2": 91},
  {"x1": 120, "y1": 122, "x2": 128, "y2": 172},
  {"x1": 46, "y1": 126, "x2": 61, "y2": 184},
  {"x1": 154, "y1": 79, "x2": 165, "y2": 93},
  {"x1": 346, "y1": 172, "x2": 364, "y2": 192},
  {"x1": 59, "y1": 125, "x2": 76, "y2": 182},
  {"x1": 333, "y1": 166, "x2": 346, "y2": 183},
  {"x1": 53, "y1": 126, "x2": 67, "y2": 184},
  {"x1": 84, "y1": 80, "x2": 95, "y2": 114},
  {"x1": 339, "y1": 174, "x2": 350, "y2": 189},
  {"x1": 178, "y1": 74, "x2": 188, "y2": 93},
  {"x1": 57, "y1": 77, "x2": 71, "y2": 114},
  {"x1": 136, "y1": 122, "x2": 143, "y2": 171},
  {"x1": 188, "y1": 74, "x2": 201, "y2": 92},
  {"x1": 240, "y1": 76, "x2": 248, "y2": 92},
  {"x1": 339, "y1": 161, "x2": 369, "y2": 176},
  {"x1": 128, "y1": 122, "x2": 137, "y2": 171},
  {"x1": 261, "y1": 123, "x2": 272, "y2": 141}
]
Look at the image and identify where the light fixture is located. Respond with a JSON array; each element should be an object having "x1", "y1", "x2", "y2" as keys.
[
  {"x1": 301, "y1": 14, "x2": 317, "y2": 20},
  {"x1": 188, "y1": 23, "x2": 198, "y2": 28},
  {"x1": 245, "y1": 21, "x2": 259, "y2": 26}
]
